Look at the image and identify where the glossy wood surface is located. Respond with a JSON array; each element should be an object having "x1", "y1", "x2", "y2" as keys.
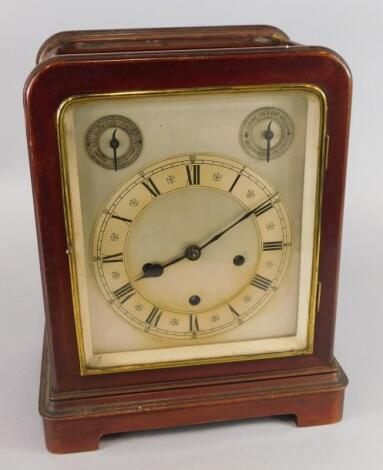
[
  {"x1": 24, "y1": 25, "x2": 351, "y2": 452},
  {"x1": 40, "y1": 335, "x2": 347, "y2": 453},
  {"x1": 36, "y1": 25, "x2": 292, "y2": 62}
]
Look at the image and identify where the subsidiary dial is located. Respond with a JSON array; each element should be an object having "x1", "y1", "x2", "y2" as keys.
[
  {"x1": 86, "y1": 115, "x2": 143, "y2": 170},
  {"x1": 241, "y1": 107, "x2": 294, "y2": 161}
]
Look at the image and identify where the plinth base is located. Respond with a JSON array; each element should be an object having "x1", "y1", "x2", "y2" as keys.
[{"x1": 40, "y1": 345, "x2": 348, "y2": 453}]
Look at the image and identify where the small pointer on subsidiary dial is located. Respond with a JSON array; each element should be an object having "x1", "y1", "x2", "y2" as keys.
[
  {"x1": 264, "y1": 120, "x2": 274, "y2": 163},
  {"x1": 109, "y1": 128, "x2": 120, "y2": 171}
]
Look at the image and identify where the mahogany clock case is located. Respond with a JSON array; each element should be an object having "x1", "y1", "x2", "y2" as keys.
[{"x1": 24, "y1": 26, "x2": 351, "y2": 453}]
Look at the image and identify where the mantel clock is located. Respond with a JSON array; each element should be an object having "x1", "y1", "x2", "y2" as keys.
[{"x1": 24, "y1": 25, "x2": 351, "y2": 453}]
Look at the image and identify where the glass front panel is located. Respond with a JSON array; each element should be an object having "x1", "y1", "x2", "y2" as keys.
[{"x1": 58, "y1": 86, "x2": 325, "y2": 373}]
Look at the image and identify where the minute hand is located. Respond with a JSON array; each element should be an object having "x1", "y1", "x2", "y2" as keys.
[
  {"x1": 135, "y1": 192, "x2": 278, "y2": 281},
  {"x1": 199, "y1": 192, "x2": 278, "y2": 251}
]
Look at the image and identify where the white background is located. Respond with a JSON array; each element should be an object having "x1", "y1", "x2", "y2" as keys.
[{"x1": 1, "y1": 0, "x2": 382, "y2": 468}]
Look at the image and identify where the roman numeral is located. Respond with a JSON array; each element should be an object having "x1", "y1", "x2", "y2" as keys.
[
  {"x1": 228, "y1": 174, "x2": 241, "y2": 192},
  {"x1": 146, "y1": 307, "x2": 162, "y2": 326},
  {"x1": 229, "y1": 304, "x2": 243, "y2": 324},
  {"x1": 113, "y1": 282, "x2": 135, "y2": 303},
  {"x1": 228, "y1": 304, "x2": 240, "y2": 317},
  {"x1": 102, "y1": 252, "x2": 123, "y2": 263},
  {"x1": 251, "y1": 274, "x2": 272, "y2": 291},
  {"x1": 186, "y1": 165, "x2": 200, "y2": 185},
  {"x1": 142, "y1": 177, "x2": 161, "y2": 197},
  {"x1": 252, "y1": 200, "x2": 273, "y2": 217},
  {"x1": 189, "y1": 314, "x2": 200, "y2": 333},
  {"x1": 263, "y1": 241, "x2": 283, "y2": 251},
  {"x1": 111, "y1": 214, "x2": 132, "y2": 224}
]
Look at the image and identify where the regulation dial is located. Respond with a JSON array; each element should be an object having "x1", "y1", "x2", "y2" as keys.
[
  {"x1": 86, "y1": 115, "x2": 143, "y2": 170},
  {"x1": 241, "y1": 107, "x2": 294, "y2": 161}
]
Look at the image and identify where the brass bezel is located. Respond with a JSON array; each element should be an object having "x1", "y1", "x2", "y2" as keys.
[{"x1": 57, "y1": 84, "x2": 327, "y2": 375}]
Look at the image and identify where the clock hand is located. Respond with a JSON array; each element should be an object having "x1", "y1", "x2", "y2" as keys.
[
  {"x1": 134, "y1": 250, "x2": 192, "y2": 281},
  {"x1": 199, "y1": 191, "x2": 278, "y2": 251},
  {"x1": 109, "y1": 129, "x2": 120, "y2": 171},
  {"x1": 264, "y1": 120, "x2": 274, "y2": 163},
  {"x1": 135, "y1": 192, "x2": 278, "y2": 281},
  {"x1": 134, "y1": 263, "x2": 164, "y2": 281}
]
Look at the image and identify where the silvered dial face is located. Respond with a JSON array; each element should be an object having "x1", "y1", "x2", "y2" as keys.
[
  {"x1": 59, "y1": 86, "x2": 324, "y2": 372},
  {"x1": 92, "y1": 153, "x2": 291, "y2": 339}
]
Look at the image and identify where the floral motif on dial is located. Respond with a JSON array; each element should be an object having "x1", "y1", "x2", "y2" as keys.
[
  {"x1": 166, "y1": 175, "x2": 176, "y2": 184},
  {"x1": 129, "y1": 198, "x2": 139, "y2": 207},
  {"x1": 212, "y1": 172, "x2": 222, "y2": 182},
  {"x1": 110, "y1": 232, "x2": 120, "y2": 242},
  {"x1": 246, "y1": 189, "x2": 256, "y2": 199},
  {"x1": 266, "y1": 222, "x2": 275, "y2": 231},
  {"x1": 112, "y1": 271, "x2": 120, "y2": 279}
]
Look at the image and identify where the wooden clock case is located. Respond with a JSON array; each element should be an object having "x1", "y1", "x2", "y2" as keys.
[{"x1": 24, "y1": 25, "x2": 351, "y2": 453}]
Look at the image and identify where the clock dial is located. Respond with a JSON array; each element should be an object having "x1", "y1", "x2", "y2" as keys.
[
  {"x1": 58, "y1": 86, "x2": 324, "y2": 371},
  {"x1": 92, "y1": 154, "x2": 291, "y2": 339},
  {"x1": 87, "y1": 115, "x2": 143, "y2": 170},
  {"x1": 241, "y1": 107, "x2": 294, "y2": 160}
]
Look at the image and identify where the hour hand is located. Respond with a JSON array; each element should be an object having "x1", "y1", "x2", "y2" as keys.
[
  {"x1": 135, "y1": 245, "x2": 201, "y2": 281},
  {"x1": 135, "y1": 263, "x2": 164, "y2": 281}
]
